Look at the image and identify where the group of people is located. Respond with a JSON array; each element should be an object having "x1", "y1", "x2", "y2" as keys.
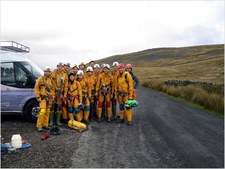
[{"x1": 34, "y1": 60, "x2": 139, "y2": 131}]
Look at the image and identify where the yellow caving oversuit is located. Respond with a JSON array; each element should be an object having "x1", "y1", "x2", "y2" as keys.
[
  {"x1": 50, "y1": 69, "x2": 68, "y2": 126},
  {"x1": 86, "y1": 73, "x2": 97, "y2": 122},
  {"x1": 93, "y1": 66, "x2": 101, "y2": 120},
  {"x1": 61, "y1": 67, "x2": 69, "y2": 122},
  {"x1": 111, "y1": 69, "x2": 119, "y2": 120},
  {"x1": 96, "y1": 69, "x2": 114, "y2": 122},
  {"x1": 116, "y1": 71, "x2": 134, "y2": 125},
  {"x1": 77, "y1": 78, "x2": 91, "y2": 123},
  {"x1": 34, "y1": 73, "x2": 55, "y2": 131},
  {"x1": 67, "y1": 79, "x2": 82, "y2": 122}
]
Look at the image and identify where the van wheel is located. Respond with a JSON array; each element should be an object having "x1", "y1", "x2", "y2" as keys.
[{"x1": 25, "y1": 100, "x2": 39, "y2": 122}]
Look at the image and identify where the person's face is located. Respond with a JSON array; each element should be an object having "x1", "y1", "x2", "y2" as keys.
[
  {"x1": 65, "y1": 66, "x2": 70, "y2": 71},
  {"x1": 87, "y1": 71, "x2": 93, "y2": 76},
  {"x1": 119, "y1": 67, "x2": 125, "y2": 74},
  {"x1": 79, "y1": 65, "x2": 85, "y2": 70},
  {"x1": 90, "y1": 62, "x2": 95, "y2": 68},
  {"x1": 94, "y1": 68, "x2": 100, "y2": 73},
  {"x1": 104, "y1": 67, "x2": 110, "y2": 73},
  {"x1": 74, "y1": 67, "x2": 79, "y2": 73},
  {"x1": 69, "y1": 74, "x2": 75, "y2": 81},
  {"x1": 113, "y1": 66, "x2": 119, "y2": 70},
  {"x1": 126, "y1": 68, "x2": 131, "y2": 72},
  {"x1": 44, "y1": 70, "x2": 51, "y2": 77},
  {"x1": 78, "y1": 75, "x2": 83, "y2": 80},
  {"x1": 57, "y1": 65, "x2": 63, "y2": 72}
]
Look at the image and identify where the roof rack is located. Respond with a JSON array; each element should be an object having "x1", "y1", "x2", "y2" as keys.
[{"x1": 0, "y1": 41, "x2": 30, "y2": 53}]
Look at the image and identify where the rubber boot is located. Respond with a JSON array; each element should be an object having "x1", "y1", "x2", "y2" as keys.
[
  {"x1": 49, "y1": 112, "x2": 54, "y2": 127},
  {"x1": 98, "y1": 107, "x2": 102, "y2": 122},
  {"x1": 112, "y1": 98, "x2": 117, "y2": 121},
  {"x1": 56, "y1": 112, "x2": 62, "y2": 126},
  {"x1": 126, "y1": 108, "x2": 132, "y2": 123},
  {"x1": 117, "y1": 110, "x2": 125, "y2": 123},
  {"x1": 107, "y1": 108, "x2": 111, "y2": 122}
]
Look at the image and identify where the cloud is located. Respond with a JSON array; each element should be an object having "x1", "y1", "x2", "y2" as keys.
[{"x1": 1, "y1": 1, "x2": 224, "y2": 69}]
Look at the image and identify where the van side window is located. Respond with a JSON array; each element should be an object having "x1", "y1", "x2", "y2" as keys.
[
  {"x1": 1, "y1": 63, "x2": 16, "y2": 85},
  {"x1": 15, "y1": 64, "x2": 28, "y2": 87}
]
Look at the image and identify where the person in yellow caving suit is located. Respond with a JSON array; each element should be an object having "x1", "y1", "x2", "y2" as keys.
[{"x1": 34, "y1": 66, "x2": 55, "y2": 131}]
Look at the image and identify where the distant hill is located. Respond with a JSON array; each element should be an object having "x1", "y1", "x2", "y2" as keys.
[{"x1": 96, "y1": 44, "x2": 224, "y2": 84}]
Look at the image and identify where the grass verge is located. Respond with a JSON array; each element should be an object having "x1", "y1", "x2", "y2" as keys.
[{"x1": 142, "y1": 80, "x2": 224, "y2": 119}]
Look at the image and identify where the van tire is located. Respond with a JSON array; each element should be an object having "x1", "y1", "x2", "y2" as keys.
[{"x1": 25, "y1": 100, "x2": 39, "y2": 123}]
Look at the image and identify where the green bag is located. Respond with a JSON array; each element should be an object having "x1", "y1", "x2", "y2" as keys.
[{"x1": 125, "y1": 100, "x2": 138, "y2": 108}]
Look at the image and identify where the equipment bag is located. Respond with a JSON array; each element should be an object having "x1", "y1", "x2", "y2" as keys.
[{"x1": 68, "y1": 120, "x2": 87, "y2": 132}]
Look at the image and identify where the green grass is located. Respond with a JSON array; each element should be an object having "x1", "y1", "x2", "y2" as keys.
[
  {"x1": 174, "y1": 96, "x2": 224, "y2": 119},
  {"x1": 142, "y1": 81, "x2": 224, "y2": 118}
]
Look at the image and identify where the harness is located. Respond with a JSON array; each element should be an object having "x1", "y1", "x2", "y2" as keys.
[
  {"x1": 99, "y1": 74, "x2": 112, "y2": 96},
  {"x1": 100, "y1": 84, "x2": 111, "y2": 96},
  {"x1": 54, "y1": 71, "x2": 64, "y2": 94},
  {"x1": 67, "y1": 81, "x2": 79, "y2": 103},
  {"x1": 40, "y1": 77, "x2": 53, "y2": 103},
  {"x1": 68, "y1": 81, "x2": 79, "y2": 93},
  {"x1": 117, "y1": 91, "x2": 128, "y2": 98}
]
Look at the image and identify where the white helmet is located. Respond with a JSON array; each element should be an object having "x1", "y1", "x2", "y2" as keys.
[
  {"x1": 94, "y1": 64, "x2": 100, "y2": 69},
  {"x1": 112, "y1": 61, "x2": 119, "y2": 67},
  {"x1": 86, "y1": 66, "x2": 93, "y2": 72},
  {"x1": 77, "y1": 70, "x2": 84, "y2": 76},
  {"x1": 104, "y1": 64, "x2": 110, "y2": 69},
  {"x1": 44, "y1": 66, "x2": 51, "y2": 72}
]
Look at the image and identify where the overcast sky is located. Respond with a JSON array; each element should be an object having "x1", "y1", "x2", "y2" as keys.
[{"x1": 1, "y1": 1, "x2": 224, "y2": 69}]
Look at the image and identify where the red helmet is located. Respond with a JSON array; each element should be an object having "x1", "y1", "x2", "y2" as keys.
[
  {"x1": 118, "y1": 63, "x2": 125, "y2": 69},
  {"x1": 125, "y1": 64, "x2": 132, "y2": 69}
]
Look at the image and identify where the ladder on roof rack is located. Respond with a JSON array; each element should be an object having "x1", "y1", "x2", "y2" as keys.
[{"x1": 0, "y1": 41, "x2": 30, "y2": 53}]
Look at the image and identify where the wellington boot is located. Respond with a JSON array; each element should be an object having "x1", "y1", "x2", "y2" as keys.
[
  {"x1": 107, "y1": 118, "x2": 111, "y2": 123},
  {"x1": 49, "y1": 112, "x2": 54, "y2": 127},
  {"x1": 97, "y1": 118, "x2": 101, "y2": 122},
  {"x1": 56, "y1": 112, "x2": 62, "y2": 126},
  {"x1": 127, "y1": 121, "x2": 132, "y2": 126},
  {"x1": 38, "y1": 127, "x2": 43, "y2": 132},
  {"x1": 43, "y1": 126, "x2": 51, "y2": 130}
]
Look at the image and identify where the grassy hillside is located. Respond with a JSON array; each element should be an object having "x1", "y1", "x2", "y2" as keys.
[
  {"x1": 97, "y1": 44, "x2": 224, "y2": 84},
  {"x1": 96, "y1": 44, "x2": 224, "y2": 116}
]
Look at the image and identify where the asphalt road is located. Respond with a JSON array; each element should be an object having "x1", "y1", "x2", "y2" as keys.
[{"x1": 1, "y1": 87, "x2": 224, "y2": 168}]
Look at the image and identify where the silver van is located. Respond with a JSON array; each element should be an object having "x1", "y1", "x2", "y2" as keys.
[{"x1": 1, "y1": 41, "x2": 43, "y2": 122}]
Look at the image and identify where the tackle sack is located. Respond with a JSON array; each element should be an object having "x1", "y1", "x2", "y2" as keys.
[
  {"x1": 68, "y1": 120, "x2": 87, "y2": 132},
  {"x1": 125, "y1": 100, "x2": 138, "y2": 108},
  {"x1": 132, "y1": 90, "x2": 137, "y2": 100}
]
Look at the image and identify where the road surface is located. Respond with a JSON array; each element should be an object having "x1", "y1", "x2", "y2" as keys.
[{"x1": 71, "y1": 87, "x2": 224, "y2": 168}]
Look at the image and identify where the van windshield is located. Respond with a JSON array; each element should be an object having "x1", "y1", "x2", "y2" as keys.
[{"x1": 20, "y1": 61, "x2": 43, "y2": 78}]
